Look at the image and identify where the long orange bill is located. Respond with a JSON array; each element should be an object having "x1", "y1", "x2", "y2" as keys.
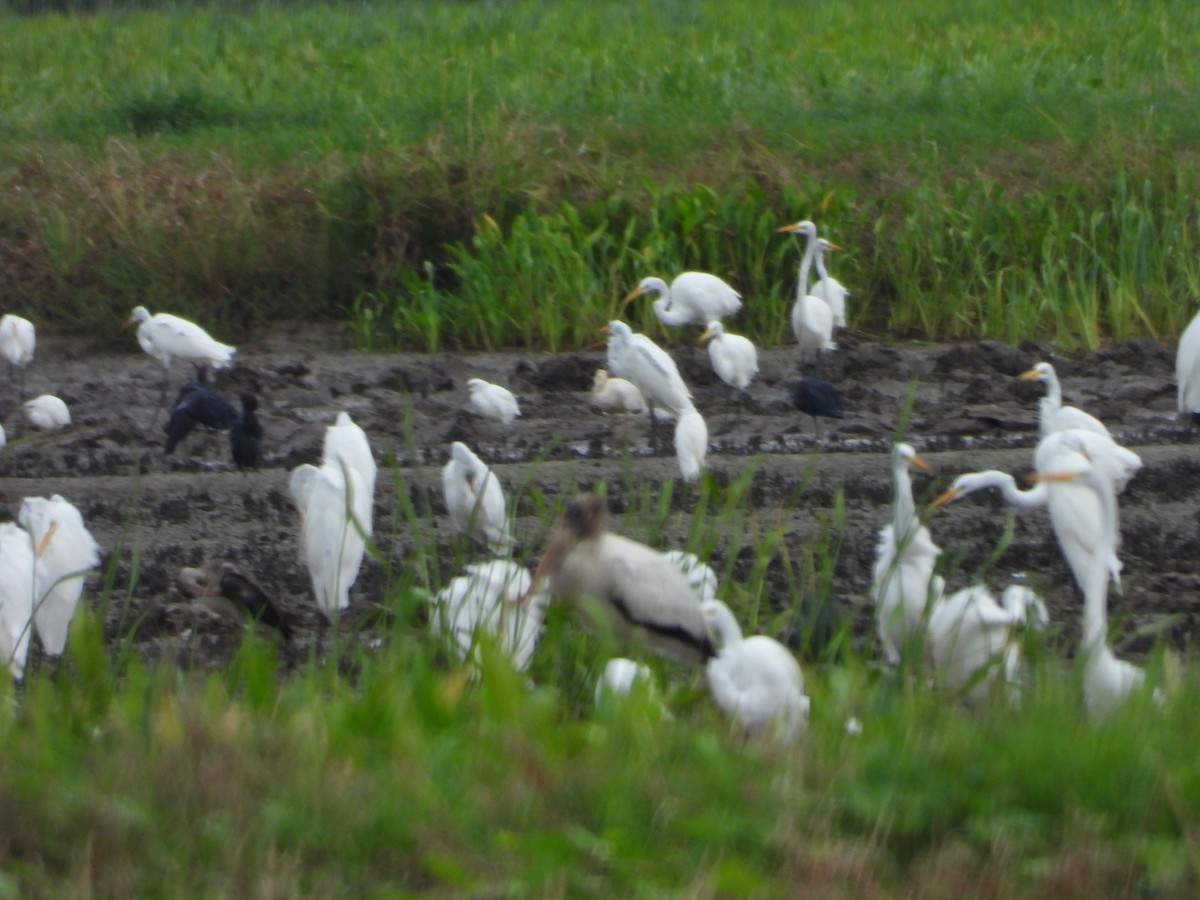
[
  {"x1": 35, "y1": 522, "x2": 59, "y2": 558},
  {"x1": 929, "y1": 488, "x2": 960, "y2": 509}
]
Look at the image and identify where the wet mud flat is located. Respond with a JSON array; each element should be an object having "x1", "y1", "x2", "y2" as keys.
[{"x1": 2, "y1": 327, "x2": 1197, "y2": 673}]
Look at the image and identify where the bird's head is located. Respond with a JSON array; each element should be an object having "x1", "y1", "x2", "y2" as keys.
[
  {"x1": 605, "y1": 321, "x2": 631, "y2": 339},
  {"x1": 592, "y1": 368, "x2": 609, "y2": 390},
  {"x1": 126, "y1": 306, "x2": 150, "y2": 327},
  {"x1": 894, "y1": 442, "x2": 930, "y2": 472},
  {"x1": 1019, "y1": 362, "x2": 1053, "y2": 384},
  {"x1": 817, "y1": 238, "x2": 842, "y2": 253},
  {"x1": 699, "y1": 321, "x2": 724, "y2": 343},
  {"x1": 777, "y1": 220, "x2": 817, "y2": 238}
]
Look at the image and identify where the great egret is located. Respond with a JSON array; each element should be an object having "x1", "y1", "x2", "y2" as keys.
[
  {"x1": 442, "y1": 441, "x2": 513, "y2": 554},
  {"x1": 524, "y1": 493, "x2": 714, "y2": 665},
  {"x1": 322, "y1": 411, "x2": 377, "y2": 503},
  {"x1": 605, "y1": 320, "x2": 694, "y2": 452},
  {"x1": 662, "y1": 549, "x2": 719, "y2": 603},
  {"x1": 871, "y1": 442, "x2": 940, "y2": 665},
  {"x1": 0, "y1": 522, "x2": 35, "y2": 680},
  {"x1": 0, "y1": 313, "x2": 35, "y2": 397},
  {"x1": 289, "y1": 460, "x2": 371, "y2": 615},
  {"x1": 466, "y1": 377, "x2": 521, "y2": 425},
  {"x1": 595, "y1": 657, "x2": 655, "y2": 703},
  {"x1": 700, "y1": 320, "x2": 758, "y2": 394},
  {"x1": 176, "y1": 559, "x2": 295, "y2": 639},
  {"x1": 622, "y1": 272, "x2": 742, "y2": 327},
  {"x1": 674, "y1": 409, "x2": 708, "y2": 482},
  {"x1": 788, "y1": 378, "x2": 845, "y2": 433},
  {"x1": 163, "y1": 377, "x2": 237, "y2": 455},
  {"x1": 18, "y1": 494, "x2": 101, "y2": 657},
  {"x1": 1032, "y1": 463, "x2": 1157, "y2": 719},
  {"x1": 925, "y1": 583, "x2": 1047, "y2": 705},
  {"x1": 1176, "y1": 309, "x2": 1200, "y2": 420},
  {"x1": 812, "y1": 238, "x2": 850, "y2": 330},
  {"x1": 1020, "y1": 362, "x2": 1111, "y2": 438},
  {"x1": 590, "y1": 368, "x2": 648, "y2": 415},
  {"x1": 431, "y1": 559, "x2": 547, "y2": 672},
  {"x1": 23, "y1": 394, "x2": 70, "y2": 431},
  {"x1": 230, "y1": 393, "x2": 263, "y2": 471},
  {"x1": 128, "y1": 306, "x2": 235, "y2": 373},
  {"x1": 701, "y1": 598, "x2": 810, "y2": 741},
  {"x1": 777, "y1": 220, "x2": 836, "y2": 366}
]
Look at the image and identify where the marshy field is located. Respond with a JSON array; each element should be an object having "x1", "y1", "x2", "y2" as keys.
[{"x1": 5, "y1": 1, "x2": 1200, "y2": 896}]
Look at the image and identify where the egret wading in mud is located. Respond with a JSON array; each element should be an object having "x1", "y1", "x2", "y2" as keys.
[
  {"x1": 0, "y1": 313, "x2": 35, "y2": 398},
  {"x1": 442, "y1": 441, "x2": 513, "y2": 554},
  {"x1": 622, "y1": 272, "x2": 742, "y2": 328},
  {"x1": 524, "y1": 493, "x2": 714, "y2": 665},
  {"x1": 1020, "y1": 362, "x2": 1111, "y2": 438},
  {"x1": 777, "y1": 220, "x2": 836, "y2": 369},
  {"x1": 700, "y1": 320, "x2": 758, "y2": 405},
  {"x1": 605, "y1": 320, "x2": 694, "y2": 452},
  {"x1": 466, "y1": 377, "x2": 521, "y2": 425},
  {"x1": 128, "y1": 306, "x2": 236, "y2": 419}
]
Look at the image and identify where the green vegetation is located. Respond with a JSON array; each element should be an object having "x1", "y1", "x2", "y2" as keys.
[{"x1": 3, "y1": 0, "x2": 1200, "y2": 349}]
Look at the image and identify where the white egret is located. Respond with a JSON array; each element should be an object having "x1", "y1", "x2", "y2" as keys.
[
  {"x1": 701, "y1": 599, "x2": 810, "y2": 742},
  {"x1": 1032, "y1": 463, "x2": 1157, "y2": 719},
  {"x1": 0, "y1": 424, "x2": 6, "y2": 452},
  {"x1": 0, "y1": 522, "x2": 35, "y2": 680},
  {"x1": 466, "y1": 377, "x2": 521, "y2": 425},
  {"x1": 322, "y1": 411, "x2": 377, "y2": 503},
  {"x1": 622, "y1": 272, "x2": 742, "y2": 328},
  {"x1": 0, "y1": 313, "x2": 35, "y2": 396},
  {"x1": 1176, "y1": 309, "x2": 1200, "y2": 419},
  {"x1": 431, "y1": 559, "x2": 546, "y2": 672},
  {"x1": 777, "y1": 220, "x2": 836, "y2": 366},
  {"x1": 925, "y1": 583, "x2": 1047, "y2": 705},
  {"x1": 128, "y1": 306, "x2": 235, "y2": 373},
  {"x1": 524, "y1": 494, "x2": 714, "y2": 665},
  {"x1": 662, "y1": 549, "x2": 719, "y2": 603},
  {"x1": 590, "y1": 368, "x2": 648, "y2": 415},
  {"x1": 289, "y1": 461, "x2": 371, "y2": 615},
  {"x1": 605, "y1": 320, "x2": 694, "y2": 452},
  {"x1": 18, "y1": 494, "x2": 101, "y2": 656},
  {"x1": 1020, "y1": 362, "x2": 1111, "y2": 438},
  {"x1": 699, "y1": 320, "x2": 758, "y2": 394},
  {"x1": 674, "y1": 409, "x2": 708, "y2": 482},
  {"x1": 594, "y1": 658, "x2": 656, "y2": 703},
  {"x1": 442, "y1": 441, "x2": 513, "y2": 554},
  {"x1": 871, "y1": 442, "x2": 940, "y2": 665},
  {"x1": 812, "y1": 238, "x2": 850, "y2": 329},
  {"x1": 23, "y1": 394, "x2": 70, "y2": 431}
]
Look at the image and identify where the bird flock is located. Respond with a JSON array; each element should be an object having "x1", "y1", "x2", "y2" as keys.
[{"x1": 1, "y1": 216, "x2": 1195, "y2": 738}]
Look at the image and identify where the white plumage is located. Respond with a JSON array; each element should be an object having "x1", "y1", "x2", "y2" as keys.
[
  {"x1": 0, "y1": 522, "x2": 35, "y2": 681},
  {"x1": 289, "y1": 461, "x2": 371, "y2": 614},
  {"x1": 24, "y1": 394, "x2": 70, "y2": 431},
  {"x1": 662, "y1": 549, "x2": 719, "y2": 603},
  {"x1": 674, "y1": 409, "x2": 708, "y2": 482},
  {"x1": 702, "y1": 599, "x2": 810, "y2": 741},
  {"x1": 0, "y1": 313, "x2": 35, "y2": 370},
  {"x1": 778, "y1": 220, "x2": 837, "y2": 364},
  {"x1": 129, "y1": 306, "x2": 235, "y2": 371},
  {"x1": 812, "y1": 238, "x2": 850, "y2": 330},
  {"x1": 322, "y1": 411, "x2": 377, "y2": 504},
  {"x1": 431, "y1": 559, "x2": 546, "y2": 672},
  {"x1": 605, "y1": 320, "x2": 693, "y2": 418},
  {"x1": 18, "y1": 494, "x2": 101, "y2": 656},
  {"x1": 595, "y1": 658, "x2": 655, "y2": 702},
  {"x1": 871, "y1": 442, "x2": 939, "y2": 665},
  {"x1": 466, "y1": 377, "x2": 521, "y2": 424},
  {"x1": 1020, "y1": 362, "x2": 1111, "y2": 438},
  {"x1": 442, "y1": 441, "x2": 513, "y2": 554},
  {"x1": 700, "y1": 320, "x2": 758, "y2": 392},
  {"x1": 590, "y1": 368, "x2": 648, "y2": 415},
  {"x1": 622, "y1": 272, "x2": 742, "y2": 327},
  {"x1": 1177, "y1": 310, "x2": 1200, "y2": 417}
]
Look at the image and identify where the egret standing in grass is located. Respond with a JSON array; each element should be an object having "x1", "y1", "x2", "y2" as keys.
[
  {"x1": 23, "y1": 394, "x2": 70, "y2": 431},
  {"x1": 812, "y1": 238, "x2": 850, "y2": 330},
  {"x1": 129, "y1": 306, "x2": 235, "y2": 414},
  {"x1": 466, "y1": 377, "x2": 521, "y2": 425},
  {"x1": 1176, "y1": 309, "x2": 1200, "y2": 423},
  {"x1": 622, "y1": 272, "x2": 742, "y2": 328},
  {"x1": 700, "y1": 320, "x2": 758, "y2": 401},
  {"x1": 702, "y1": 599, "x2": 810, "y2": 741},
  {"x1": 0, "y1": 313, "x2": 35, "y2": 398},
  {"x1": 605, "y1": 320, "x2": 694, "y2": 452},
  {"x1": 1020, "y1": 362, "x2": 1111, "y2": 438},
  {"x1": 777, "y1": 220, "x2": 836, "y2": 368},
  {"x1": 432, "y1": 559, "x2": 547, "y2": 672},
  {"x1": 442, "y1": 441, "x2": 513, "y2": 554},
  {"x1": 524, "y1": 494, "x2": 715, "y2": 665},
  {"x1": 18, "y1": 494, "x2": 101, "y2": 657}
]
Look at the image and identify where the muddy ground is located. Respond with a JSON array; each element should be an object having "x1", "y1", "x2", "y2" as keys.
[{"x1": 2, "y1": 325, "x2": 1198, "y2": 675}]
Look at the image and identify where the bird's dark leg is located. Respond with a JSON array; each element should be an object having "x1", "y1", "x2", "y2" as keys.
[
  {"x1": 146, "y1": 365, "x2": 172, "y2": 434},
  {"x1": 647, "y1": 402, "x2": 660, "y2": 454}
]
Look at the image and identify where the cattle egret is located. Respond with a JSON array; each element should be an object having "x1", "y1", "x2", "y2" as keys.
[
  {"x1": 442, "y1": 441, "x2": 513, "y2": 554},
  {"x1": 525, "y1": 494, "x2": 714, "y2": 665},
  {"x1": 431, "y1": 559, "x2": 546, "y2": 672},
  {"x1": 871, "y1": 443, "x2": 940, "y2": 665},
  {"x1": 230, "y1": 393, "x2": 263, "y2": 471},
  {"x1": 129, "y1": 306, "x2": 235, "y2": 372},
  {"x1": 23, "y1": 394, "x2": 70, "y2": 431},
  {"x1": 702, "y1": 599, "x2": 810, "y2": 741},
  {"x1": 700, "y1": 320, "x2": 758, "y2": 394},
  {"x1": 0, "y1": 313, "x2": 35, "y2": 396},
  {"x1": 289, "y1": 461, "x2": 371, "y2": 615},
  {"x1": 674, "y1": 409, "x2": 708, "y2": 482},
  {"x1": 777, "y1": 220, "x2": 836, "y2": 366},
  {"x1": 466, "y1": 377, "x2": 521, "y2": 425},
  {"x1": 622, "y1": 272, "x2": 742, "y2": 327},
  {"x1": 594, "y1": 657, "x2": 656, "y2": 702},
  {"x1": 177, "y1": 559, "x2": 295, "y2": 639},
  {"x1": 1020, "y1": 362, "x2": 1111, "y2": 438},
  {"x1": 812, "y1": 238, "x2": 850, "y2": 329},
  {"x1": 590, "y1": 368, "x2": 648, "y2": 415},
  {"x1": 606, "y1": 320, "x2": 694, "y2": 451},
  {"x1": 0, "y1": 522, "x2": 35, "y2": 680}
]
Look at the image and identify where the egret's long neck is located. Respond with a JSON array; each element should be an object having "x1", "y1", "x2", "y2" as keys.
[
  {"x1": 998, "y1": 475, "x2": 1048, "y2": 508},
  {"x1": 1042, "y1": 374, "x2": 1062, "y2": 411},
  {"x1": 711, "y1": 602, "x2": 743, "y2": 647},
  {"x1": 797, "y1": 234, "x2": 817, "y2": 297},
  {"x1": 893, "y1": 463, "x2": 918, "y2": 537},
  {"x1": 1080, "y1": 546, "x2": 1110, "y2": 654},
  {"x1": 814, "y1": 249, "x2": 830, "y2": 281}
]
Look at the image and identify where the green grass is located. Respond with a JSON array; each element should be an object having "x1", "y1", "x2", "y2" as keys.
[{"x1": 3, "y1": 0, "x2": 1200, "y2": 349}]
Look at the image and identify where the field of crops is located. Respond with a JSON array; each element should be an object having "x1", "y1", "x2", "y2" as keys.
[{"x1": 5, "y1": 1, "x2": 1200, "y2": 896}]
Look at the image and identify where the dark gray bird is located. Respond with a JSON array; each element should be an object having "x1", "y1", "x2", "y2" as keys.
[
  {"x1": 163, "y1": 370, "x2": 238, "y2": 455},
  {"x1": 230, "y1": 392, "x2": 263, "y2": 471},
  {"x1": 788, "y1": 378, "x2": 845, "y2": 433},
  {"x1": 177, "y1": 559, "x2": 295, "y2": 639}
]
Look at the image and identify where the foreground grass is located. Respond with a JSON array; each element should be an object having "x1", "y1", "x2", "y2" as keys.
[{"x1": 3, "y1": 1, "x2": 1200, "y2": 349}]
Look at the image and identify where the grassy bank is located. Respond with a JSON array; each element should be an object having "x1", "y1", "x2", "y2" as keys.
[{"x1": 2, "y1": 1, "x2": 1200, "y2": 349}]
